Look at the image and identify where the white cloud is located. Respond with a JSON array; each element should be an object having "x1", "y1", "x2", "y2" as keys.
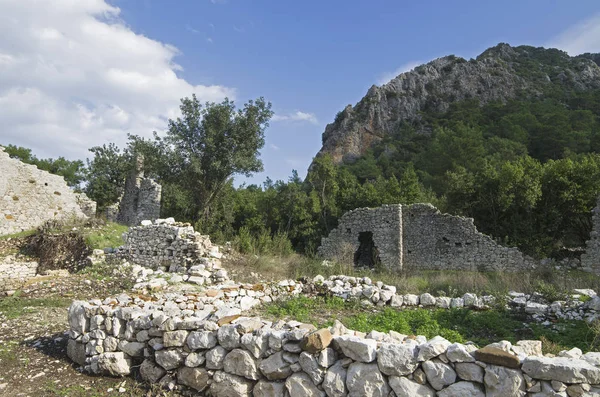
[
  {"x1": 547, "y1": 13, "x2": 600, "y2": 55},
  {"x1": 185, "y1": 24, "x2": 200, "y2": 34},
  {"x1": 0, "y1": 0, "x2": 234, "y2": 160},
  {"x1": 272, "y1": 111, "x2": 318, "y2": 124},
  {"x1": 377, "y1": 61, "x2": 422, "y2": 85},
  {"x1": 268, "y1": 143, "x2": 280, "y2": 151},
  {"x1": 207, "y1": 37, "x2": 214, "y2": 44}
]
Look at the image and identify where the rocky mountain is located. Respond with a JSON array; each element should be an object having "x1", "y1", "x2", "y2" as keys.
[{"x1": 316, "y1": 43, "x2": 600, "y2": 165}]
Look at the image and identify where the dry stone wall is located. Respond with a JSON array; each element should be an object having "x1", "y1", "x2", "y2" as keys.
[
  {"x1": 319, "y1": 203, "x2": 535, "y2": 272},
  {"x1": 119, "y1": 219, "x2": 216, "y2": 272},
  {"x1": 0, "y1": 255, "x2": 38, "y2": 291},
  {"x1": 67, "y1": 294, "x2": 600, "y2": 397},
  {"x1": 0, "y1": 146, "x2": 94, "y2": 236},
  {"x1": 581, "y1": 196, "x2": 600, "y2": 274},
  {"x1": 403, "y1": 204, "x2": 535, "y2": 272},
  {"x1": 317, "y1": 205, "x2": 402, "y2": 270}
]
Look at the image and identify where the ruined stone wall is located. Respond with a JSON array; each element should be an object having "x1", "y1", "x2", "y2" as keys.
[
  {"x1": 0, "y1": 255, "x2": 38, "y2": 292},
  {"x1": 581, "y1": 196, "x2": 600, "y2": 273},
  {"x1": 317, "y1": 205, "x2": 402, "y2": 270},
  {"x1": 0, "y1": 146, "x2": 93, "y2": 236},
  {"x1": 319, "y1": 203, "x2": 535, "y2": 272},
  {"x1": 120, "y1": 219, "x2": 215, "y2": 272},
  {"x1": 116, "y1": 155, "x2": 162, "y2": 226},
  {"x1": 67, "y1": 295, "x2": 600, "y2": 397},
  {"x1": 402, "y1": 204, "x2": 535, "y2": 272}
]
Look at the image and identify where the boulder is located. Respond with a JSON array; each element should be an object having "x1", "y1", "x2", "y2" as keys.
[
  {"x1": 446, "y1": 343, "x2": 476, "y2": 363},
  {"x1": 223, "y1": 349, "x2": 259, "y2": 380},
  {"x1": 259, "y1": 351, "x2": 292, "y2": 380},
  {"x1": 206, "y1": 345, "x2": 228, "y2": 370},
  {"x1": 376, "y1": 342, "x2": 419, "y2": 376},
  {"x1": 335, "y1": 335, "x2": 377, "y2": 362},
  {"x1": 300, "y1": 328, "x2": 333, "y2": 353},
  {"x1": 155, "y1": 349, "x2": 185, "y2": 370},
  {"x1": 522, "y1": 356, "x2": 600, "y2": 384},
  {"x1": 346, "y1": 362, "x2": 390, "y2": 397},
  {"x1": 210, "y1": 370, "x2": 255, "y2": 397},
  {"x1": 187, "y1": 330, "x2": 218, "y2": 350},
  {"x1": 437, "y1": 381, "x2": 485, "y2": 397},
  {"x1": 285, "y1": 372, "x2": 325, "y2": 397},
  {"x1": 455, "y1": 362, "x2": 485, "y2": 383},
  {"x1": 422, "y1": 360, "x2": 456, "y2": 390},
  {"x1": 177, "y1": 367, "x2": 210, "y2": 392},
  {"x1": 388, "y1": 376, "x2": 435, "y2": 397},
  {"x1": 484, "y1": 365, "x2": 525, "y2": 397},
  {"x1": 139, "y1": 359, "x2": 166, "y2": 383},
  {"x1": 97, "y1": 352, "x2": 130, "y2": 376},
  {"x1": 417, "y1": 335, "x2": 451, "y2": 361},
  {"x1": 322, "y1": 363, "x2": 348, "y2": 397},
  {"x1": 253, "y1": 380, "x2": 287, "y2": 397}
]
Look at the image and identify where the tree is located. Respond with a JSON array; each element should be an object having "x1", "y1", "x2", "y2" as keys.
[
  {"x1": 163, "y1": 95, "x2": 273, "y2": 222},
  {"x1": 85, "y1": 143, "x2": 130, "y2": 211}
]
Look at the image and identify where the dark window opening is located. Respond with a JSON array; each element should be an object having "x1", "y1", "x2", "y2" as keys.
[
  {"x1": 354, "y1": 231, "x2": 382, "y2": 269},
  {"x1": 455, "y1": 242, "x2": 462, "y2": 247}
]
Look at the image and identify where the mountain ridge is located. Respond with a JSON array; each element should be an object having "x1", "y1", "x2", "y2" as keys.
[{"x1": 315, "y1": 43, "x2": 600, "y2": 165}]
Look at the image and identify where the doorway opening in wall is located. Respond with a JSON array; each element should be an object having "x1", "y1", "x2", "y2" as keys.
[{"x1": 354, "y1": 231, "x2": 382, "y2": 269}]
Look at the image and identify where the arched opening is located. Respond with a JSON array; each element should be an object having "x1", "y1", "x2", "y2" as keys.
[{"x1": 354, "y1": 231, "x2": 381, "y2": 269}]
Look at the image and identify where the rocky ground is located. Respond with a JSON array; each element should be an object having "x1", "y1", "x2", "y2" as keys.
[{"x1": 0, "y1": 268, "x2": 181, "y2": 397}]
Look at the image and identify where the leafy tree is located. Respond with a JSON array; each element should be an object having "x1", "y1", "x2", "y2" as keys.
[
  {"x1": 163, "y1": 95, "x2": 273, "y2": 222},
  {"x1": 84, "y1": 143, "x2": 130, "y2": 211}
]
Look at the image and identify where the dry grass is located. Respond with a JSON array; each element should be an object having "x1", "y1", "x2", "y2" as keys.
[{"x1": 224, "y1": 253, "x2": 600, "y2": 298}]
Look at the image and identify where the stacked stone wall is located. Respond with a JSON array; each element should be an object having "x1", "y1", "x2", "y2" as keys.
[
  {"x1": 317, "y1": 205, "x2": 402, "y2": 270},
  {"x1": 402, "y1": 204, "x2": 535, "y2": 272},
  {"x1": 120, "y1": 220, "x2": 214, "y2": 272},
  {"x1": 67, "y1": 294, "x2": 600, "y2": 397},
  {"x1": 581, "y1": 196, "x2": 600, "y2": 274},
  {"x1": 0, "y1": 255, "x2": 38, "y2": 291},
  {"x1": 319, "y1": 203, "x2": 535, "y2": 272},
  {"x1": 0, "y1": 146, "x2": 93, "y2": 236}
]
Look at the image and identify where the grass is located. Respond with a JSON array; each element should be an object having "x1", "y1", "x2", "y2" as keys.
[
  {"x1": 0, "y1": 229, "x2": 37, "y2": 241},
  {"x1": 260, "y1": 295, "x2": 600, "y2": 353},
  {"x1": 0, "y1": 292, "x2": 72, "y2": 319},
  {"x1": 83, "y1": 222, "x2": 129, "y2": 250},
  {"x1": 227, "y1": 253, "x2": 600, "y2": 299}
]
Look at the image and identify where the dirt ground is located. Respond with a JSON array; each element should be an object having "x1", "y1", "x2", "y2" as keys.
[{"x1": 0, "y1": 271, "x2": 178, "y2": 397}]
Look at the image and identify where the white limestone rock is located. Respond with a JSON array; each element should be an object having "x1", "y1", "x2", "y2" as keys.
[
  {"x1": 210, "y1": 370, "x2": 254, "y2": 397},
  {"x1": 177, "y1": 367, "x2": 210, "y2": 392},
  {"x1": 388, "y1": 376, "x2": 435, "y2": 397},
  {"x1": 376, "y1": 342, "x2": 419, "y2": 376},
  {"x1": 139, "y1": 359, "x2": 166, "y2": 383},
  {"x1": 437, "y1": 381, "x2": 485, "y2": 397},
  {"x1": 223, "y1": 349, "x2": 259, "y2": 380},
  {"x1": 299, "y1": 352, "x2": 325, "y2": 385},
  {"x1": 417, "y1": 335, "x2": 451, "y2": 361},
  {"x1": 346, "y1": 362, "x2": 390, "y2": 397},
  {"x1": 455, "y1": 362, "x2": 485, "y2": 383},
  {"x1": 484, "y1": 365, "x2": 526, "y2": 397},
  {"x1": 187, "y1": 330, "x2": 217, "y2": 350},
  {"x1": 420, "y1": 293, "x2": 436, "y2": 306},
  {"x1": 253, "y1": 380, "x2": 287, "y2": 397},
  {"x1": 322, "y1": 363, "x2": 348, "y2": 397},
  {"x1": 97, "y1": 352, "x2": 131, "y2": 376},
  {"x1": 155, "y1": 349, "x2": 185, "y2": 371},
  {"x1": 206, "y1": 346, "x2": 228, "y2": 370},
  {"x1": 285, "y1": 372, "x2": 325, "y2": 397},
  {"x1": 335, "y1": 335, "x2": 377, "y2": 363},
  {"x1": 259, "y1": 351, "x2": 292, "y2": 380},
  {"x1": 522, "y1": 356, "x2": 600, "y2": 384},
  {"x1": 422, "y1": 360, "x2": 456, "y2": 391},
  {"x1": 446, "y1": 343, "x2": 476, "y2": 363}
]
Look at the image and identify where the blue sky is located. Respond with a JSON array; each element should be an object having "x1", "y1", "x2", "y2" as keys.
[{"x1": 1, "y1": 0, "x2": 600, "y2": 185}]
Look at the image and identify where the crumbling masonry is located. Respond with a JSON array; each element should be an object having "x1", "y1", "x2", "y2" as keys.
[
  {"x1": 114, "y1": 155, "x2": 162, "y2": 226},
  {"x1": 318, "y1": 204, "x2": 536, "y2": 272},
  {"x1": 0, "y1": 146, "x2": 95, "y2": 235}
]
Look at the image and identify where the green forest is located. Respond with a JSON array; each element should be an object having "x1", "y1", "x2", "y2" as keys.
[{"x1": 5, "y1": 47, "x2": 600, "y2": 260}]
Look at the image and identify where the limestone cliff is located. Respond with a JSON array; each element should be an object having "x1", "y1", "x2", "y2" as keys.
[{"x1": 316, "y1": 44, "x2": 600, "y2": 164}]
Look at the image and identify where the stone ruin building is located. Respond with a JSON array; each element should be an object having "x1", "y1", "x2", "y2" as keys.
[
  {"x1": 318, "y1": 203, "x2": 536, "y2": 272},
  {"x1": 581, "y1": 195, "x2": 600, "y2": 273},
  {"x1": 109, "y1": 154, "x2": 162, "y2": 226},
  {"x1": 0, "y1": 145, "x2": 96, "y2": 236}
]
